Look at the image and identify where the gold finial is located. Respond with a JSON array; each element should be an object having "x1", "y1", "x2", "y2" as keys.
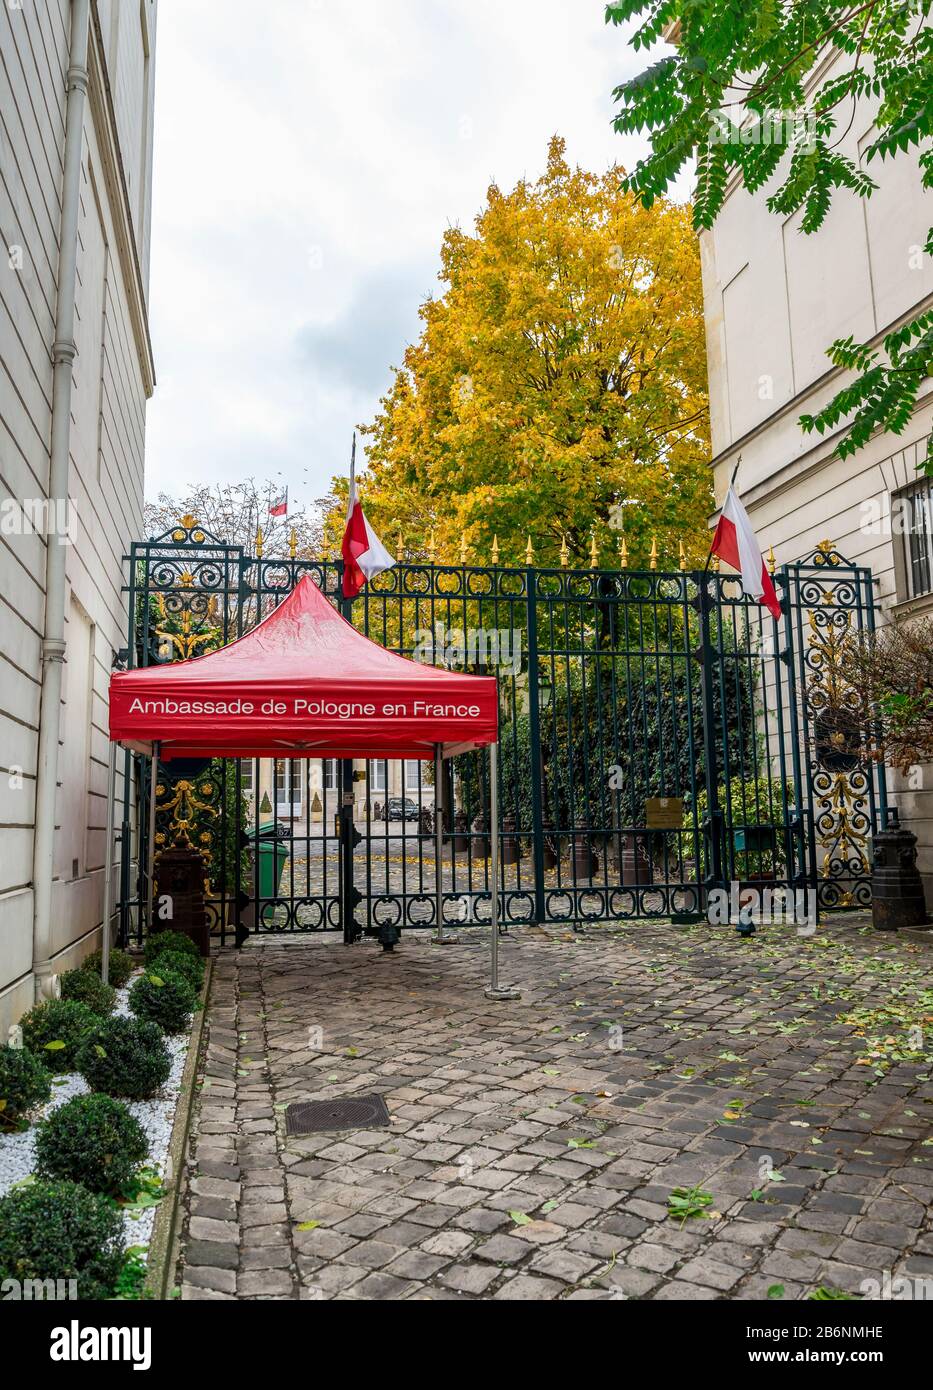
[
  {"x1": 180, "y1": 513, "x2": 197, "y2": 530},
  {"x1": 590, "y1": 534, "x2": 599, "y2": 568},
  {"x1": 560, "y1": 535, "x2": 570, "y2": 569},
  {"x1": 649, "y1": 537, "x2": 658, "y2": 571},
  {"x1": 427, "y1": 530, "x2": 437, "y2": 564},
  {"x1": 491, "y1": 534, "x2": 500, "y2": 565},
  {"x1": 525, "y1": 535, "x2": 534, "y2": 565},
  {"x1": 679, "y1": 541, "x2": 687, "y2": 572},
  {"x1": 255, "y1": 526, "x2": 264, "y2": 559},
  {"x1": 767, "y1": 545, "x2": 776, "y2": 575},
  {"x1": 396, "y1": 532, "x2": 404, "y2": 564},
  {"x1": 460, "y1": 534, "x2": 469, "y2": 565},
  {"x1": 712, "y1": 554, "x2": 721, "y2": 573},
  {"x1": 289, "y1": 528, "x2": 297, "y2": 560},
  {"x1": 618, "y1": 536, "x2": 628, "y2": 570}
]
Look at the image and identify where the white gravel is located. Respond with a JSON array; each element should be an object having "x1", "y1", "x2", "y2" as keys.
[{"x1": 0, "y1": 969, "x2": 194, "y2": 1255}]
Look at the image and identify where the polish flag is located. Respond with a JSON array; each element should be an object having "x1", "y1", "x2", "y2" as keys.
[
  {"x1": 269, "y1": 489, "x2": 288, "y2": 519},
  {"x1": 710, "y1": 487, "x2": 781, "y2": 620},
  {"x1": 341, "y1": 447, "x2": 395, "y2": 600}
]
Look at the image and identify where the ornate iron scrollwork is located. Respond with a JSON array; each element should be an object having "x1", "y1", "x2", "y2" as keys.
[{"x1": 803, "y1": 542, "x2": 872, "y2": 907}]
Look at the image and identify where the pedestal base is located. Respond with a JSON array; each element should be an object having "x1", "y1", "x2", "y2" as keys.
[{"x1": 485, "y1": 986, "x2": 521, "y2": 1001}]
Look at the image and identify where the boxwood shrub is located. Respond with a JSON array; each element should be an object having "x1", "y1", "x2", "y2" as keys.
[
  {"x1": 80, "y1": 947, "x2": 136, "y2": 989},
  {"x1": 59, "y1": 968, "x2": 117, "y2": 1017},
  {"x1": 76, "y1": 1015, "x2": 171, "y2": 1100},
  {"x1": 0, "y1": 1179, "x2": 126, "y2": 1301},
  {"x1": 20, "y1": 999, "x2": 98, "y2": 1073},
  {"x1": 35, "y1": 1093, "x2": 149, "y2": 1196},
  {"x1": 143, "y1": 930, "x2": 200, "y2": 966},
  {"x1": 0, "y1": 1047, "x2": 52, "y2": 1130},
  {"x1": 129, "y1": 969, "x2": 197, "y2": 1035},
  {"x1": 149, "y1": 948, "x2": 203, "y2": 993}
]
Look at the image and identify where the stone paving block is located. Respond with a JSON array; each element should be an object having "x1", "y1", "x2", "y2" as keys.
[
  {"x1": 181, "y1": 1285, "x2": 237, "y2": 1300},
  {"x1": 675, "y1": 1256, "x2": 744, "y2": 1291},
  {"x1": 183, "y1": 1265, "x2": 238, "y2": 1295},
  {"x1": 529, "y1": 1248, "x2": 600, "y2": 1283},
  {"x1": 237, "y1": 1269, "x2": 295, "y2": 1297},
  {"x1": 240, "y1": 1203, "x2": 288, "y2": 1229},
  {"x1": 240, "y1": 1246, "x2": 294, "y2": 1270},
  {"x1": 190, "y1": 1196, "x2": 238, "y2": 1224},
  {"x1": 473, "y1": 1234, "x2": 529, "y2": 1265},
  {"x1": 185, "y1": 1240, "x2": 239, "y2": 1270},
  {"x1": 385, "y1": 1250, "x2": 448, "y2": 1280},
  {"x1": 493, "y1": 1273, "x2": 564, "y2": 1300},
  {"x1": 652, "y1": 1280, "x2": 720, "y2": 1300},
  {"x1": 335, "y1": 1239, "x2": 403, "y2": 1270}
]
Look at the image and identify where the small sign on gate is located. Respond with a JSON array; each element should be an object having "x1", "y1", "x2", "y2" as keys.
[{"x1": 645, "y1": 797, "x2": 684, "y2": 830}]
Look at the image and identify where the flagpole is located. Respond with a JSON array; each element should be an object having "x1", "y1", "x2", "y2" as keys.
[{"x1": 340, "y1": 432, "x2": 360, "y2": 946}]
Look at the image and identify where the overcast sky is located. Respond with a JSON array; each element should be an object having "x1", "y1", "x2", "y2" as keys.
[{"x1": 145, "y1": 1, "x2": 684, "y2": 512}]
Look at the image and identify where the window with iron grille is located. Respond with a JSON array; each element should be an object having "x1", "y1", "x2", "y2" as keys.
[{"x1": 900, "y1": 478, "x2": 933, "y2": 598}]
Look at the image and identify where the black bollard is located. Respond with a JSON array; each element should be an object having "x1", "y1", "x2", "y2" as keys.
[{"x1": 872, "y1": 807, "x2": 928, "y2": 931}]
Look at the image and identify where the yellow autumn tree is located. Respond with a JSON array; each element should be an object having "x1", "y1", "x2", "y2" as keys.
[{"x1": 328, "y1": 137, "x2": 710, "y2": 569}]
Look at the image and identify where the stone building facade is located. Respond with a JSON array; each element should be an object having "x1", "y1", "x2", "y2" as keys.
[
  {"x1": 0, "y1": 1, "x2": 157, "y2": 1029},
  {"x1": 698, "y1": 46, "x2": 933, "y2": 895}
]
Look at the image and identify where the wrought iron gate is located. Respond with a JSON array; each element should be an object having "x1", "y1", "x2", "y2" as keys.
[{"x1": 118, "y1": 522, "x2": 886, "y2": 946}]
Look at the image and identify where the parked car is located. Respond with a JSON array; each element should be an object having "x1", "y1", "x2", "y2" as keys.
[{"x1": 381, "y1": 797, "x2": 421, "y2": 822}]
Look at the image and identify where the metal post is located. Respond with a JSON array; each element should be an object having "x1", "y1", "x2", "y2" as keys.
[
  {"x1": 525, "y1": 572, "x2": 546, "y2": 926},
  {"x1": 433, "y1": 743, "x2": 451, "y2": 944},
  {"x1": 485, "y1": 741, "x2": 519, "y2": 1000},
  {"x1": 698, "y1": 581, "x2": 725, "y2": 917},
  {"x1": 100, "y1": 739, "x2": 118, "y2": 985},
  {"x1": 145, "y1": 742, "x2": 160, "y2": 934}
]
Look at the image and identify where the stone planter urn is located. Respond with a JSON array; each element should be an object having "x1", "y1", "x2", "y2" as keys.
[
  {"x1": 453, "y1": 811, "x2": 470, "y2": 855},
  {"x1": 502, "y1": 814, "x2": 521, "y2": 865}
]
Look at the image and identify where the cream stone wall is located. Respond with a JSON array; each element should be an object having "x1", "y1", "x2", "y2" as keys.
[
  {"x1": 0, "y1": 1, "x2": 157, "y2": 1031},
  {"x1": 700, "y1": 45, "x2": 933, "y2": 893}
]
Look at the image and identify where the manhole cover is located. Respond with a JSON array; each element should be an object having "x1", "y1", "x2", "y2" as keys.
[{"x1": 285, "y1": 1094, "x2": 391, "y2": 1136}]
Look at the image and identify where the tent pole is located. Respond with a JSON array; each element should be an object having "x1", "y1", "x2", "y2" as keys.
[
  {"x1": 485, "y1": 740, "x2": 519, "y2": 1000},
  {"x1": 100, "y1": 739, "x2": 117, "y2": 985},
  {"x1": 433, "y1": 743, "x2": 449, "y2": 945},
  {"x1": 145, "y1": 742, "x2": 160, "y2": 936}
]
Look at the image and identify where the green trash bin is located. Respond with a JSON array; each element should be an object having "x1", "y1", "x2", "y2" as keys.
[{"x1": 255, "y1": 836, "x2": 289, "y2": 897}]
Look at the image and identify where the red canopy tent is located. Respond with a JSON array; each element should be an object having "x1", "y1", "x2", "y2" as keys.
[
  {"x1": 102, "y1": 577, "x2": 516, "y2": 996},
  {"x1": 109, "y1": 575, "x2": 498, "y2": 760}
]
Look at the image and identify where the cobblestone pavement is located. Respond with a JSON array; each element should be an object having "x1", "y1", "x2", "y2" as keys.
[{"x1": 177, "y1": 916, "x2": 933, "y2": 1301}]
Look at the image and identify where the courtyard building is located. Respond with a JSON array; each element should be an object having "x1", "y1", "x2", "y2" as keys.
[
  {"x1": 697, "y1": 43, "x2": 933, "y2": 897},
  {"x1": 0, "y1": 0, "x2": 157, "y2": 1030}
]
